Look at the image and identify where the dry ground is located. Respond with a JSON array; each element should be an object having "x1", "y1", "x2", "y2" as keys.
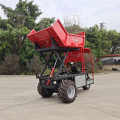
[{"x1": 0, "y1": 72, "x2": 120, "y2": 120}]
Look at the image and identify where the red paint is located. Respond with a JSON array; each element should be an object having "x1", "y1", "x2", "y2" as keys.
[
  {"x1": 27, "y1": 19, "x2": 85, "y2": 48},
  {"x1": 47, "y1": 68, "x2": 55, "y2": 85},
  {"x1": 101, "y1": 54, "x2": 120, "y2": 58},
  {"x1": 64, "y1": 48, "x2": 91, "y2": 63},
  {"x1": 47, "y1": 80, "x2": 50, "y2": 85},
  {"x1": 64, "y1": 48, "x2": 94, "y2": 78}
]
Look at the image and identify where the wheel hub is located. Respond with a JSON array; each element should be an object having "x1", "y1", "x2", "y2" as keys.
[{"x1": 67, "y1": 85, "x2": 75, "y2": 98}]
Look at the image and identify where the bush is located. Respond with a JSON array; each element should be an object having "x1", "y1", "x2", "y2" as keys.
[
  {"x1": 0, "y1": 53, "x2": 20, "y2": 75},
  {"x1": 84, "y1": 53, "x2": 100, "y2": 73},
  {"x1": 26, "y1": 55, "x2": 43, "y2": 74},
  {"x1": 97, "y1": 61, "x2": 103, "y2": 70}
]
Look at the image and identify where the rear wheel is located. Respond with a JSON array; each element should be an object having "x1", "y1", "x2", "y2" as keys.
[
  {"x1": 58, "y1": 80, "x2": 77, "y2": 103},
  {"x1": 82, "y1": 84, "x2": 90, "y2": 90},
  {"x1": 37, "y1": 83, "x2": 53, "y2": 98}
]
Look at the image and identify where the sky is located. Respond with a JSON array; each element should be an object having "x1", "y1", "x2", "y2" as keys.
[{"x1": 0, "y1": 0, "x2": 120, "y2": 32}]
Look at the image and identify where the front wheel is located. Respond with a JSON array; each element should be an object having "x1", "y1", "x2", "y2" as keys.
[
  {"x1": 58, "y1": 80, "x2": 77, "y2": 103},
  {"x1": 37, "y1": 83, "x2": 53, "y2": 98}
]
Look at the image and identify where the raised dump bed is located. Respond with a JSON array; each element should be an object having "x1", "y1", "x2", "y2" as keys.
[{"x1": 27, "y1": 19, "x2": 85, "y2": 48}]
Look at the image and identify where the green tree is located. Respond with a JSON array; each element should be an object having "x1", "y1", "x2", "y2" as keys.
[
  {"x1": 0, "y1": 27, "x2": 10, "y2": 61},
  {"x1": 34, "y1": 17, "x2": 55, "y2": 31},
  {"x1": 0, "y1": 53, "x2": 20, "y2": 75},
  {"x1": 107, "y1": 30, "x2": 120, "y2": 54},
  {"x1": 85, "y1": 25, "x2": 111, "y2": 58},
  {"x1": 0, "y1": 17, "x2": 8, "y2": 30},
  {"x1": 0, "y1": 0, "x2": 55, "y2": 74},
  {"x1": 20, "y1": 39, "x2": 35, "y2": 67},
  {"x1": 26, "y1": 55, "x2": 43, "y2": 74},
  {"x1": 0, "y1": 0, "x2": 42, "y2": 57},
  {"x1": 0, "y1": 0, "x2": 42, "y2": 29},
  {"x1": 65, "y1": 24, "x2": 84, "y2": 34}
]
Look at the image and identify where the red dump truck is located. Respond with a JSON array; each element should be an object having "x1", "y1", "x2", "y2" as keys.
[{"x1": 27, "y1": 19, "x2": 94, "y2": 103}]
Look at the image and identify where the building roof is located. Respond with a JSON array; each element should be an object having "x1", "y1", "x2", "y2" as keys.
[{"x1": 101, "y1": 54, "x2": 120, "y2": 58}]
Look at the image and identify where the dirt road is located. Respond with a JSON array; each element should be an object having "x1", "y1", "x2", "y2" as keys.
[{"x1": 0, "y1": 72, "x2": 120, "y2": 120}]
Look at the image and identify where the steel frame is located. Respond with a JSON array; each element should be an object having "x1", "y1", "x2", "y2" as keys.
[{"x1": 35, "y1": 37, "x2": 93, "y2": 89}]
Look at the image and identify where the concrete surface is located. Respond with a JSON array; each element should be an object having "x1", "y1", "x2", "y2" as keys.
[{"x1": 0, "y1": 72, "x2": 120, "y2": 120}]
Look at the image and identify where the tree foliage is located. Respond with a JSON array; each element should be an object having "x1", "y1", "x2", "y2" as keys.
[
  {"x1": 65, "y1": 24, "x2": 84, "y2": 34},
  {"x1": 26, "y1": 55, "x2": 43, "y2": 74},
  {"x1": 0, "y1": 53, "x2": 20, "y2": 75},
  {"x1": 85, "y1": 25, "x2": 120, "y2": 58},
  {"x1": 0, "y1": 0, "x2": 54, "y2": 74},
  {"x1": 34, "y1": 17, "x2": 55, "y2": 31},
  {"x1": 107, "y1": 30, "x2": 120, "y2": 54}
]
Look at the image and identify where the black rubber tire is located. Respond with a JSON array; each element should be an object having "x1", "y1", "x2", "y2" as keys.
[
  {"x1": 58, "y1": 80, "x2": 77, "y2": 103},
  {"x1": 37, "y1": 83, "x2": 53, "y2": 98},
  {"x1": 82, "y1": 84, "x2": 90, "y2": 90}
]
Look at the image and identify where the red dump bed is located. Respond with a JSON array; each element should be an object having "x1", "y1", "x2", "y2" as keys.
[{"x1": 27, "y1": 19, "x2": 85, "y2": 48}]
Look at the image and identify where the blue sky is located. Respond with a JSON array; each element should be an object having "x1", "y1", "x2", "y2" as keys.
[{"x1": 0, "y1": 0, "x2": 120, "y2": 31}]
